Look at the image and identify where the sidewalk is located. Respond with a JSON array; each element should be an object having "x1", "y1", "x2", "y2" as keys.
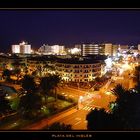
[{"x1": 22, "y1": 107, "x2": 78, "y2": 130}]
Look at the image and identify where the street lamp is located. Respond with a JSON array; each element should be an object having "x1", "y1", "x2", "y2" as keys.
[{"x1": 77, "y1": 96, "x2": 83, "y2": 110}]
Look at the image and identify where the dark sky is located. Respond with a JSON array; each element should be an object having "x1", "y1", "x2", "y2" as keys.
[{"x1": 1, "y1": 10, "x2": 140, "y2": 52}]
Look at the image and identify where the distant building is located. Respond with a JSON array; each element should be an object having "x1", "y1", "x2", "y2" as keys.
[
  {"x1": 68, "y1": 45, "x2": 81, "y2": 55},
  {"x1": 81, "y1": 44, "x2": 99, "y2": 56},
  {"x1": 98, "y1": 44, "x2": 105, "y2": 55},
  {"x1": 75, "y1": 44, "x2": 82, "y2": 50},
  {"x1": 138, "y1": 44, "x2": 140, "y2": 51},
  {"x1": 118, "y1": 45, "x2": 129, "y2": 53},
  {"x1": 99, "y1": 43, "x2": 119, "y2": 56},
  {"x1": 81, "y1": 43, "x2": 119, "y2": 56},
  {"x1": 38, "y1": 44, "x2": 65, "y2": 55},
  {"x1": 112, "y1": 44, "x2": 119, "y2": 56},
  {"x1": 12, "y1": 41, "x2": 31, "y2": 54},
  {"x1": 104, "y1": 43, "x2": 113, "y2": 56},
  {"x1": 12, "y1": 45, "x2": 20, "y2": 53}
]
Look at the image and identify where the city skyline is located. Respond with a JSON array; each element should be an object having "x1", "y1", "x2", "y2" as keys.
[{"x1": 1, "y1": 10, "x2": 140, "y2": 52}]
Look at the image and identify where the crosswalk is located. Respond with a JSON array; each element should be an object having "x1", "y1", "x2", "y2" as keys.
[
  {"x1": 80, "y1": 105, "x2": 101, "y2": 111},
  {"x1": 81, "y1": 106, "x2": 95, "y2": 111}
]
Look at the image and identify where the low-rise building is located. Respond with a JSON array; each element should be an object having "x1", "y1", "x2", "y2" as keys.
[{"x1": 55, "y1": 58, "x2": 103, "y2": 82}]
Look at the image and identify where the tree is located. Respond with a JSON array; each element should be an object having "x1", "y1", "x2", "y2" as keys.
[
  {"x1": 21, "y1": 75, "x2": 36, "y2": 93},
  {"x1": 111, "y1": 84, "x2": 127, "y2": 99},
  {"x1": 32, "y1": 70, "x2": 37, "y2": 77},
  {"x1": 36, "y1": 65, "x2": 43, "y2": 77},
  {"x1": 86, "y1": 108, "x2": 112, "y2": 130},
  {"x1": 40, "y1": 76, "x2": 53, "y2": 104},
  {"x1": 2, "y1": 69, "x2": 11, "y2": 81},
  {"x1": 18, "y1": 92, "x2": 43, "y2": 119},
  {"x1": 13, "y1": 68, "x2": 21, "y2": 82},
  {"x1": 109, "y1": 84, "x2": 138, "y2": 130},
  {"x1": 23, "y1": 66, "x2": 28, "y2": 74},
  {"x1": 11, "y1": 60, "x2": 20, "y2": 69},
  {"x1": 95, "y1": 77, "x2": 101, "y2": 83},
  {"x1": 86, "y1": 84, "x2": 140, "y2": 130},
  {"x1": 50, "y1": 74, "x2": 61, "y2": 101},
  {"x1": 40, "y1": 74, "x2": 61, "y2": 103},
  {"x1": 111, "y1": 91, "x2": 140, "y2": 130},
  {"x1": 18, "y1": 75, "x2": 43, "y2": 119},
  {"x1": 0, "y1": 90, "x2": 11, "y2": 114}
]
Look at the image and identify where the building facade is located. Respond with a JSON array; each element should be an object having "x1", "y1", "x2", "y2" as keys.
[
  {"x1": 55, "y1": 58, "x2": 103, "y2": 82},
  {"x1": 118, "y1": 45, "x2": 129, "y2": 54},
  {"x1": 12, "y1": 41, "x2": 31, "y2": 54},
  {"x1": 38, "y1": 44, "x2": 65, "y2": 55},
  {"x1": 81, "y1": 44, "x2": 99, "y2": 56},
  {"x1": 104, "y1": 43, "x2": 113, "y2": 56}
]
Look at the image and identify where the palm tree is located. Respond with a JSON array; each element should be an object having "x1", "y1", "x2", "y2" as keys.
[
  {"x1": 49, "y1": 74, "x2": 61, "y2": 101},
  {"x1": 11, "y1": 61, "x2": 20, "y2": 69},
  {"x1": 111, "y1": 84, "x2": 129, "y2": 112},
  {"x1": 40, "y1": 74, "x2": 61, "y2": 104},
  {"x1": 40, "y1": 76, "x2": 52, "y2": 104},
  {"x1": 2, "y1": 69, "x2": 11, "y2": 82},
  {"x1": 13, "y1": 68, "x2": 21, "y2": 83},
  {"x1": 111, "y1": 84, "x2": 127, "y2": 99},
  {"x1": 110, "y1": 85, "x2": 140, "y2": 130},
  {"x1": 18, "y1": 92, "x2": 43, "y2": 119},
  {"x1": 86, "y1": 108, "x2": 112, "y2": 130},
  {"x1": 21, "y1": 75, "x2": 36, "y2": 93},
  {"x1": 0, "y1": 90, "x2": 11, "y2": 114},
  {"x1": 19, "y1": 75, "x2": 43, "y2": 119}
]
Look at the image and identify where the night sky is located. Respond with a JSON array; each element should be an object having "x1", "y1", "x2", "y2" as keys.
[{"x1": 1, "y1": 10, "x2": 140, "y2": 52}]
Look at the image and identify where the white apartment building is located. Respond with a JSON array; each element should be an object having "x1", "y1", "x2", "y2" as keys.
[
  {"x1": 55, "y1": 58, "x2": 102, "y2": 82},
  {"x1": 12, "y1": 41, "x2": 31, "y2": 54},
  {"x1": 38, "y1": 44, "x2": 65, "y2": 55}
]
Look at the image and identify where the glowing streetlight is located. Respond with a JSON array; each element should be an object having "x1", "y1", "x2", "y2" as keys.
[{"x1": 77, "y1": 96, "x2": 83, "y2": 109}]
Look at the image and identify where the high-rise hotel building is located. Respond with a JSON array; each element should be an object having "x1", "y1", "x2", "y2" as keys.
[
  {"x1": 81, "y1": 43, "x2": 119, "y2": 56},
  {"x1": 81, "y1": 44, "x2": 99, "y2": 56},
  {"x1": 38, "y1": 44, "x2": 65, "y2": 55},
  {"x1": 12, "y1": 41, "x2": 31, "y2": 54}
]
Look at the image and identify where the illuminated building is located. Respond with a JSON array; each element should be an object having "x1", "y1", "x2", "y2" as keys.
[
  {"x1": 0, "y1": 55, "x2": 27, "y2": 72},
  {"x1": 112, "y1": 45, "x2": 119, "y2": 56},
  {"x1": 98, "y1": 43, "x2": 119, "y2": 56},
  {"x1": 27, "y1": 56, "x2": 56, "y2": 76},
  {"x1": 12, "y1": 41, "x2": 31, "y2": 54},
  {"x1": 81, "y1": 44, "x2": 99, "y2": 56},
  {"x1": 75, "y1": 44, "x2": 82, "y2": 49},
  {"x1": 98, "y1": 44, "x2": 105, "y2": 55},
  {"x1": 68, "y1": 47, "x2": 81, "y2": 55},
  {"x1": 55, "y1": 58, "x2": 102, "y2": 82},
  {"x1": 138, "y1": 44, "x2": 140, "y2": 51},
  {"x1": 104, "y1": 43, "x2": 113, "y2": 56},
  {"x1": 12, "y1": 45, "x2": 20, "y2": 53},
  {"x1": 38, "y1": 44, "x2": 65, "y2": 55},
  {"x1": 118, "y1": 45, "x2": 129, "y2": 54}
]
